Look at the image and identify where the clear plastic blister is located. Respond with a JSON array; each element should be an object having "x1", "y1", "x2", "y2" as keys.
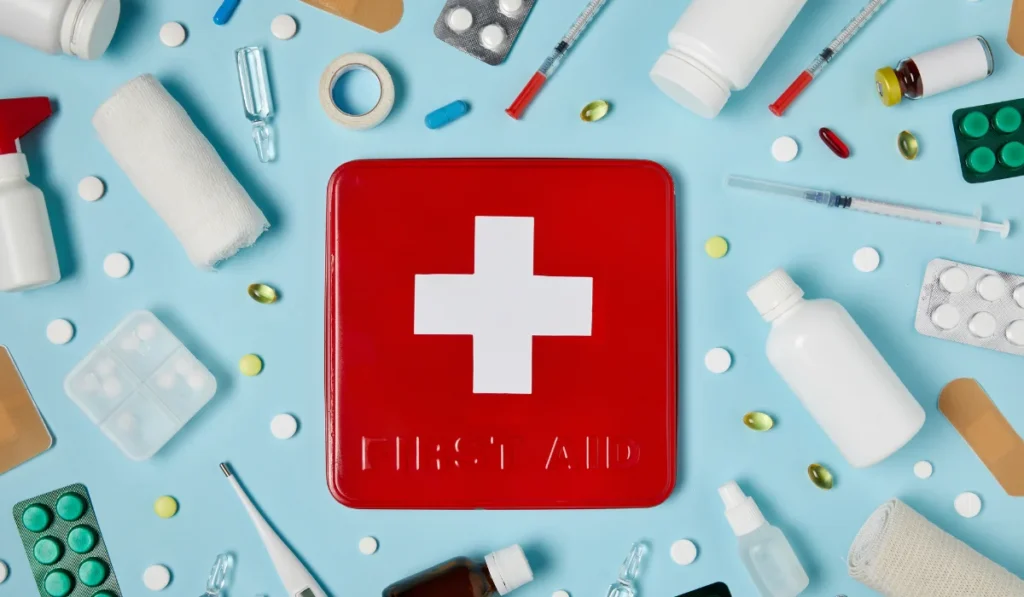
[{"x1": 433, "y1": 0, "x2": 537, "y2": 65}]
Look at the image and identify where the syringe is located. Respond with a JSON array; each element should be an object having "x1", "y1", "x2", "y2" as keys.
[
  {"x1": 769, "y1": 0, "x2": 890, "y2": 116},
  {"x1": 506, "y1": 0, "x2": 610, "y2": 119},
  {"x1": 727, "y1": 175, "x2": 1011, "y2": 242}
]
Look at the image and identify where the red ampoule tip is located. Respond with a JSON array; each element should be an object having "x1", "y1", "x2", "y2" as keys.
[
  {"x1": 819, "y1": 127, "x2": 851, "y2": 159},
  {"x1": 769, "y1": 71, "x2": 814, "y2": 117},
  {"x1": 506, "y1": 72, "x2": 548, "y2": 120}
]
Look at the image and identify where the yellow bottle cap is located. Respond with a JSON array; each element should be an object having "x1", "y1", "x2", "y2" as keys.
[{"x1": 874, "y1": 67, "x2": 902, "y2": 106}]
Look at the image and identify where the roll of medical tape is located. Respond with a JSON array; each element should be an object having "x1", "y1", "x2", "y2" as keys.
[{"x1": 318, "y1": 53, "x2": 396, "y2": 130}]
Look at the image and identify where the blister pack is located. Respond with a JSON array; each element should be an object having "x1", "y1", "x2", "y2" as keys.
[
  {"x1": 914, "y1": 258, "x2": 1024, "y2": 356},
  {"x1": 433, "y1": 0, "x2": 536, "y2": 65}
]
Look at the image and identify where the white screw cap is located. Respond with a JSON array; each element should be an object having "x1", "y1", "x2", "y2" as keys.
[
  {"x1": 485, "y1": 545, "x2": 533, "y2": 595},
  {"x1": 748, "y1": 269, "x2": 804, "y2": 322}
]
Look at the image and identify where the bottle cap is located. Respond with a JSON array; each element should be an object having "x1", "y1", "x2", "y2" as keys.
[
  {"x1": 874, "y1": 67, "x2": 903, "y2": 107},
  {"x1": 485, "y1": 545, "x2": 534, "y2": 595},
  {"x1": 61, "y1": 0, "x2": 121, "y2": 60},
  {"x1": 719, "y1": 481, "x2": 766, "y2": 537},
  {"x1": 650, "y1": 51, "x2": 731, "y2": 119},
  {"x1": 748, "y1": 269, "x2": 804, "y2": 322}
]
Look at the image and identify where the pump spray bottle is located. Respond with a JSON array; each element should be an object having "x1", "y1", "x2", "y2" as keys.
[{"x1": 0, "y1": 97, "x2": 61, "y2": 292}]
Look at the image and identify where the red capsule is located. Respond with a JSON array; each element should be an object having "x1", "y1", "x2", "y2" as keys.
[{"x1": 819, "y1": 127, "x2": 850, "y2": 159}]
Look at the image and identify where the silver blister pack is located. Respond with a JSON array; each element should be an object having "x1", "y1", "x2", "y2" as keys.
[
  {"x1": 915, "y1": 258, "x2": 1024, "y2": 357},
  {"x1": 433, "y1": 0, "x2": 537, "y2": 65}
]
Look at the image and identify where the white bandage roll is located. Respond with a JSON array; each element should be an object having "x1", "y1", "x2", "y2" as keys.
[{"x1": 93, "y1": 74, "x2": 269, "y2": 269}]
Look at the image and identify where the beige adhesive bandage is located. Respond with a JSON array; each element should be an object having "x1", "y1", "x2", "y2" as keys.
[
  {"x1": 0, "y1": 346, "x2": 52, "y2": 475},
  {"x1": 299, "y1": 0, "x2": 403, "y2": 33},
  {"x1": 1009, "y1": 0, "x2": 1024, "y2": 56}
]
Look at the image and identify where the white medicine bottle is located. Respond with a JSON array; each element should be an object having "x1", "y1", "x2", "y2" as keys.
[
  {"x1": 748, "y1": 269, "x2": 925, "y2": 468},
  {"x1": 0, "y1": 0, "x2": 121, "y2": 60},
  {"x1": 650, "y1": 0, "x2": 807, "y2": 118}
]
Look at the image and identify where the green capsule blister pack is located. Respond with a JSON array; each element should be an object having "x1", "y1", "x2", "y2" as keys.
[
  {"x1": 12, "y1": 483, "x2": 122, "y2": 597},
  {"x1": 952, "y1": 97, "x2": 1024, "y2": 184}
]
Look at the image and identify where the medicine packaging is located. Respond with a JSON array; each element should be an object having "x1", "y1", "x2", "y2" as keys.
[{"x1": 433, "y1": 0, "x2": 536, "y2": 65}]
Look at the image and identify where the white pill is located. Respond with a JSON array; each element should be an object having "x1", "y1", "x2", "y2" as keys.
[
  {"x1": 480, "y1": 24, "x2": 507, "y2": 50},
  {"x1": 271, "y1": 14, "x2": 297, "y2": 40},
  {"x1": 0, "y1": 559, "x2": 8, "y2": 583},
  {"x1": 968, "y1": 312, "x2": 997, "y2": 338},
  {"x1": 447, "y1": 7, "x2": 473, "y2": 32},
  {"x1": 79, "y1": 373, "x2": 100, "y2": 393},
  {"x1": 78, "y1": 176, "x2": 105, "y2": 202},
  {"x1": 47, "y1": 319, "x2": 74, "y2": 345},
  {"x1": 120, "y1": 336, "x2": 140, "y2": 351},
  {"x1": 271, "y1": 413, "x2": 298, "y2": 439},
  {"x1": 552, "y1": 591, "x2": 570, "y2": 597},
  {"x1": 143, "y1": 564, "x2": 171, "y2": 591},
  {"x1": 931, "y1": 304, "x2": 960, "y2": 330},
  {"x1": 187, "y1": 373, "x2": 207, "y2": 390},
  {"x1": 939, "y1": 267, "x2": 970, "y2": 293},
  {"x1": 670, "y1": 539, "x2": 698, "y2": 566},
  {"x1": 104, "y1": 252, "x2": 132, "y2": 278},
  {"x1": 913, "y1": 460, "x2": 933, "y2": 479},
  {"x1": 976, "y1": 275, "x2": 1006, "y2": 301},
  {"x1": 853, "y1": 247, "x2": 880, "y2": 273},
  {"x1": 771, "y1": 136, "x2": 799, "y2": 162},
  {"x1": 1014, "y1": 285, "x2": 1024, "y2": 309},
  {"x1": 1006, "y1": 320, "x2": 1024, "y2": 346},
  {"x1": 103, "y1": 378, "x2": 123, "y2": 398},
  {"x1": 137, "y1": 322, "x2": 157, "y2": 341},
  {"x1": 500, "y1": 0, "x2": 524, "y2": 15},
  {"x1": 954, "y1": 492, "x2": 982, "y2": 518},
  {"x1": 358, "y1": 536, "x2": 378, "y2": 555},
  {"x1": 159, "y1": 22, "x2": 187, "y2": 47},
  {"x1": 704, "y1": 347, "x2": 732, "y2": 374}
]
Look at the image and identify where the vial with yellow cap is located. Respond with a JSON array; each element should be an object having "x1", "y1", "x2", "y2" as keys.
[{"x1": 875, "y1": 36, "x2": 993, "y2": 107}]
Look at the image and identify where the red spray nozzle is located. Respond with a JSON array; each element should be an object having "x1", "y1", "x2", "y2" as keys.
[{"x1": 0, "y1": 97, "x2": 53, "y2": 155}]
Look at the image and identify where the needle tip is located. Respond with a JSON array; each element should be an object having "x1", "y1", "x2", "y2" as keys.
[{"x1": 219, "y1": 462, "x2": 231, "y2": 477}]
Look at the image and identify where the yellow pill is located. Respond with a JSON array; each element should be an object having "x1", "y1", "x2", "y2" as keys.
[
  {"x1": 705, "y1": 236, "x2": 729, "y2": 259},
  {"x1": 154, "y1": 496, "x2": 178, "y2": 519},
  {"x1": 239, "y1": 354, "x2": 263, "y2": 376}
]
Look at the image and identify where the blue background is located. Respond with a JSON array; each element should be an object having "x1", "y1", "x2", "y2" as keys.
[{"x1": 2, "y1": 0, "x2": 1023, "y2": 595}]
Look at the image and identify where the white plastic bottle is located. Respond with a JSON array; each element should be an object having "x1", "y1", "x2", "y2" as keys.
[
  {"x1": 0, "y1": 0, "x2": 121, "y2": 60},
  {"x1": 650, "y1": 0, "x2": 807, "y2": 118},
  {"x1": 748, "y1": 269, "x2": 925, "y2": 468},
  {"x1": 720, "y1": 481, "x2": 808, "y2": 597}
]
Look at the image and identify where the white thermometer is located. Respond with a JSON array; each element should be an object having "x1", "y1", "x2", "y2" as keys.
[{"x1": 220, "y1": 462, "x2": 330, "y2": 597}]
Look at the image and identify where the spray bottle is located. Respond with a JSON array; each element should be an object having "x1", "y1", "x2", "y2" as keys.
[{"x1": 0, "y1": 97, "x2": 61, "y2": 292}]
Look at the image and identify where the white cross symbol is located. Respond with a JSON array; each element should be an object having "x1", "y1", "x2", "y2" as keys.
[{"x1": 414, "y1": 216, "x2": 593, "y2": 394}]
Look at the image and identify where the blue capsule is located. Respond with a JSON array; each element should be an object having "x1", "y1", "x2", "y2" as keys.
[
  {"x1": 214, "y1": 0, "x2": 241, "y2": 25},
  {"x1": 425, "y1": 100, "x2": 470, "y2": 130}
]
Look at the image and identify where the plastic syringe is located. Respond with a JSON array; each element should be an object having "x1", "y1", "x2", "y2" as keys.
[
  {"x1": 506, "y1": 0, "x2": 610, "y2": 119},
  {"x1": 769, "y1": 0, "x2": 889, "y2": 116},
  {"x1": 727, "y1": 175, "x2": 1011, "y2": 241}
]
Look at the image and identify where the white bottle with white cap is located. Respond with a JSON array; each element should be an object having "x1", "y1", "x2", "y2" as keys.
[
  {"x1": 650, "y1": 0, "x2": 807, "y2": 118},
  {"x1": 720, "y1": 481, "x2": 808, "y2": 597},
  {"x1": 0, "y1": 0, "x2": 121, "y2": 60},
  {"x1": 748, "y1": 269, "x2": 925, "y2": 468}
]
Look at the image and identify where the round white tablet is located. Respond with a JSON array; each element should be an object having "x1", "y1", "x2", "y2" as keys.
[
  {"x1": 670, "y1": 539, "x2": 698, "y2": 566},
  {"x1": 0, "y1": 560, "x2": 8, "y2": 584},
  {"x1": 976, "y1": 275, "x2": 1006, "y2": 301},
  {"x1": 931, "y1": 304, "x2": 960, "y2": 330},
  {"x1": 271, "y1": 413, "x2": 298, "y2": 439},
  {"x1": 1006, "y1": 320, "x2": 1024, "y2": 346},
  {"x1": 47, "y1": 319, "x2": 74, "y2": 345},
  {"x1": 552, "y1": 591, "x2": 570, "y2": 597},
  {"x1": 447, "y1": 7, "x2": 473, "y2": 32},
  {"x1": 939, "y1": 267, "x2": 969, "y2": 293},
  {"x1": 913, "y1": 460, "x2": 933, "y2": 479},
  {"x1": 159, "y1": 22, "x2": 187, "y2": 48},
  {"x1": 1014, "y1": 285, "x2": 1024, "y2": 309},
  {"x1": 968, "y1": 312, "x2": 997, "y2": 338},
  {"x1": 771, "y1": 136, "x2": 799, "y2": 162},
  {"x1": 78, "y1": 176, "x2": 105, "y2": 202},
  {"x1": 480, "y1": 24, "x2": 507, "y2": 50},
  {"x1": 271, "y1": 14, "x2": 297, "y2": 40},
  {"x1": 704, "y1": 347, "x2": 732, "y2": 374},
  {"x1": 358, "y1": 536, "x2": 378, "y2": 555},
  {"x1": 143, "y1": 564, "x2": 171, "y2": 591},
  {"x1": 500, "y1": 0, "x2": 524, "y2": 15},
  {"x1": 954, "y1": 492, "x2": 982, "y2": 518},
  {"x1": 104, "y1": 252, "x2": 132, "y2": 278},
  {"x1": 853, "y1": 247, "x2": 880, "y2": 273}
]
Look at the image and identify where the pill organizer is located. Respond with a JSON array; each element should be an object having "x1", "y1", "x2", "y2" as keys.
[
  {"x1": 951, "y1": 97, "x2": 1024, "y2": 183},
  {"x1": 915, "y1": 258, "x2": 1024, "y2": 356},
  {"x1": 433, "y1": 0, "x2": 537, "y2": 66},
  {"x1": 64, "y1": 310, "x2": 217, "y2": 460},
  {"x1": 13, "y1": 483, "x2": 122, "y2": 597}
]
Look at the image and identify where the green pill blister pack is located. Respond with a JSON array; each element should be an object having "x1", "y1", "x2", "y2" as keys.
[
  {"x1": 952, "y1": 97, "x2": 1024, "y2": 183},
  {"x1": 12, "y1": 483, "x2": 122, "y2": 597}
]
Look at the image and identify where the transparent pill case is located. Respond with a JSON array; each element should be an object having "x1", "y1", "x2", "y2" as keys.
[
  {"x1": 64, "y1": 311, "x2": 217, "y2": 460},
  {"x1": 434, "y1": 0, "x2": 537, "y2": 65}
]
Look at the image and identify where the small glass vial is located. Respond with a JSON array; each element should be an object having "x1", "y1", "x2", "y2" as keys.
[
  {"x1": 382, "y1": 545, "x2": 533, "y2": 597},
  {"x1": 875, "y1": 36, "x2": 993, "y2": 107}
]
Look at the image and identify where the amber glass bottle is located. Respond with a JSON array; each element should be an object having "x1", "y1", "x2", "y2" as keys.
[
  {"x1": 875, "y1": 36, "x2": 993, "y2": 107},
  {"x1": 382, "y1": 546, "x2": 533, "y2": 597}
]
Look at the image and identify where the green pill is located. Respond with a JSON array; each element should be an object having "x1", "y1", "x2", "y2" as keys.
[
  {"x1": 93, "y1": 592, "x2": 117, "y2": 597},
  {"x1": 44, "y1": 570, "x2": 74, "y2": 597},
  {"x1": 995, "y1": 106, "x2": 1022, "y2": 133},
  {"x1": 960, "y1": 111, "x2": 990, "y2": 138},
  {"x1": 68, "y1": 525, "x2": 98, "y2": 554},
  {"x1": 1000, "y1": 142, "x2": 1024, "y2": 169},
  {"x1": 22, "y1": 504, "x2": 53, "y2": 532},
  {"x1": 79, "y1": 558, "x2": 108, "y2": 587},
  {"x1": 34, "y1": 537, "x2": 64, "y2": 565},
  {"x1": 967, "y1": 146, "x2": 997, "y2": 173},
  {"x1": 56, "y1": 493, "x2": 87, "y2": 521}
]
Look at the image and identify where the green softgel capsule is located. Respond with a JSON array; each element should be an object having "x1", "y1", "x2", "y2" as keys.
[
  {"x1": 56, "y1": 493, "x2": 86, "y2": 521},
  {"x1": 743, "y1": 411, "x2": 774, "y2": 431},
  {"x1": 68, "y1": 525, "x2": 97, "y2": 554},
  {"x1": 960, "y1": 111, "x2": 989, "y2": 138},
  {"x1": 79, "y1": 558, "x2": 108, "y2": 587},
  {"x1": 44, "y1": 569, "x2": 74, "y2": 597},
  {"x1": 967, "y1": 146, "x2": 997, "y2": 173},
  {"x1": 1000, "y1": 141, "x2": 1024, "y2": 169},
  {"x1": 808, "y1": 463, "x2": 835, "y2": 490},
  {"x1": 22, "y1": 504, "x2": 52, "y2": 532},
  {"x1": 995, "y1": 106, "x2": 1022, "y2": 133},
  {"x1": 34, "y1": 536, "x2": 63, "y2": 565}
]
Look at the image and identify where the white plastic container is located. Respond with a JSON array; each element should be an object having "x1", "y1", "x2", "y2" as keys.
[
  {"x1": 0, "y1": 155, "x2": 61, "y2": 292},
  {"x1": 748, "y1": 269, "x2": 925, "y2": 468},
  {"x1": 650, "y1": 0, "x2": 807, "y2": 118},
  {"x1": 720, "y1": 481, "x2": 809, "y2": 597},
  {"x1": 0, "y1": 0, "x2": 121, "y2": 60}
]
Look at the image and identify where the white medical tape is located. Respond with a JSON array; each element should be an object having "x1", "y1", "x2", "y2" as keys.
[{"x1": 318, "y1": 52, "x2": 395, "y2": 130}]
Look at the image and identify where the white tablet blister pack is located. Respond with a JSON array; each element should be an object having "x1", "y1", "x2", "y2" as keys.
[
  {"x1": 915, "y1": 258, "x2": 1024, "y2": 357},
  {"x1": 64, "y1": 310, "x2": 217, "y2": 460},
  {"x1": 433, "y1": 0, "x2": 536, "y2": 65}
]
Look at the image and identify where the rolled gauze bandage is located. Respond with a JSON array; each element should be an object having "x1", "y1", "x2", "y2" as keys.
[
  {"x1": 849, "y1": 499, "x2": 1024, "y2": 596},
  {"x1": 93, "y1": 74, "x2": 268, "y2": 269}
]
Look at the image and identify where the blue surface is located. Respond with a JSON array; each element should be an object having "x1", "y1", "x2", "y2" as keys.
[{"x1": 1, "y1": 1, "x2": 1023, "y2": 596}]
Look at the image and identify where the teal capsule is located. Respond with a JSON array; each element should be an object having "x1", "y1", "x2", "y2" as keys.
[{"x1": 425, "y1": 100, "x2": 470, "y2": 130}]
